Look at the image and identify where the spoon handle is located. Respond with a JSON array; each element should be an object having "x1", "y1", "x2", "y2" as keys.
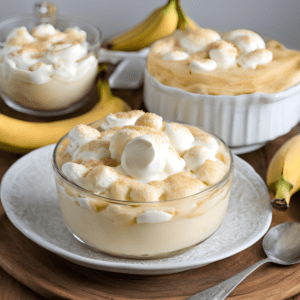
[{"x1": 186, "y1": 257, "x2": 271, "y2": 300}]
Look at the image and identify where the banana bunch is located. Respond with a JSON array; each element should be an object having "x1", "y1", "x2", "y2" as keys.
[
  {"x1": 267, "y1": 133, "x2": 300, "y2": 211},
  {"x1": 0, "y1": 65, "x2": 130, "y2": 154},
  {"x1": 107, "y1": 0, "x2": 198, "y2": 51}
]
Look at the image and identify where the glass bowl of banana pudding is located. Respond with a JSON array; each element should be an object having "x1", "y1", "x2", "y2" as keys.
[
  {"x1": 144, "y1": 26, "x2": 300, "y2": 154},
  {"x1": 52, "y1": 110, "x2": 234, "y2": 259},
  {"x1": 0, "y1": 2, "x2": 101, "y2": 116}
]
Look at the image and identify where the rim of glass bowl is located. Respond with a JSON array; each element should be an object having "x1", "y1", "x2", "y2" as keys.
[
  {"x1": 0, "y1": 14, "x2": 102, "y2": 52},
  {"x1": 52, "y1": 120, "x2": 234, "y2": 205}
]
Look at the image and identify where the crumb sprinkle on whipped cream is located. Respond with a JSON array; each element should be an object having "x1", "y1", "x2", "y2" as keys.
[
  {"x1": 58, "y1": 110, "x2": 230, "y2": 203},
  {"x1": 0, "y1": 24, "x2": 96, "y2": 84},
  {"x1": 167, "y1": 28, "x2": 273, "y2": 71}
]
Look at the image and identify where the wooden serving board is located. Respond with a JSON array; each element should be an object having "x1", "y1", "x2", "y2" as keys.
[
  {"x1": 1, "y1": 80, "x2": 300, "y2": 299},
  {"x1": 0, "y1": 198, "x2": 300, "y2": 300}
]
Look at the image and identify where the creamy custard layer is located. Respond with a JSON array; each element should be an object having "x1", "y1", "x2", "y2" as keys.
[
  {"x1": 147, "y1": 39, "x2": 300, "y2": 95},
  {"x1": 0, "y1": 63, "x2": 98, "y2": 110},
  {"x1": 56, "y1": 178, "x2": 231, "y2": 258}
]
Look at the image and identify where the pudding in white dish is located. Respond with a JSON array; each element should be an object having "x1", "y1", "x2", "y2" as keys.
[{"x1": 144, "y1": 26, "x2": 300, "y2": 152}]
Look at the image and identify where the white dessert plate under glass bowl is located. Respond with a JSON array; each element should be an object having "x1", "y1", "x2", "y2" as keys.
[{"x1": 1, "y1": 145, "x2": 272, "y2": 275}]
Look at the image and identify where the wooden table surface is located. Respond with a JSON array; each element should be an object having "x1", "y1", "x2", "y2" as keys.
[{"x1": 1, "y1": 71, "x2": 300, "y2": 299}]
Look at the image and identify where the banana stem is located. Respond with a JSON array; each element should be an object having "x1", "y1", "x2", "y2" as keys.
[
  {"x1": 271, "y1": 199, "x2": 288, "y2": 211},
  {"x1": 268, "y1": 175, "x2": 293, "y2": 210},
  {"x1": 175, "y1": 0, "x2": 189, "y2": 30}
]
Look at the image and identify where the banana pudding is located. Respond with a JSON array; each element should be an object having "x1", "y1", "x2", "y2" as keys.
[
  {"x1": 144, "y1": 26, "x2": 300, "y2": 151},
  {"x1": 0, "y1": 15, "x2": 101, "y2": 115},
  {"x1": 53, "y1": 110, "x2": 234, "y2": 259},
  {"x1": 147, "y1": 27, "x2": 300, "y2": 95}
]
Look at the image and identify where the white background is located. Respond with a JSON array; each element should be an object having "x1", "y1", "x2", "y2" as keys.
[{"x1": 1, "y1": 0, "x2": 300, "y2": 50}]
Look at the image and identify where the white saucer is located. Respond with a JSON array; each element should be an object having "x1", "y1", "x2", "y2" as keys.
[
  {"x1": 1, "y1": 145, "x2": 272, "y2": 275},
  {"x1": 230, "y1": 142, "x2": 268, "y2": 155}
]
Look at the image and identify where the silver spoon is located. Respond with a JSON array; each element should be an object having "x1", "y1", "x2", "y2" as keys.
[{"x1": 186, "y1": 222, "x2": 300, "y2": 300}]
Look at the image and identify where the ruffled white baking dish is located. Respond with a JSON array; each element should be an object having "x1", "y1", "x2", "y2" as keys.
[{"x1": 144, "y1": 69, "x2": 300, "y2": 154}]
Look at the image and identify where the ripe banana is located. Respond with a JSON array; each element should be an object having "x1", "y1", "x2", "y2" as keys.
[
  {"x1": 0, "y1": 65, "x2": 130, "y2": 153},
  {"x1": 175, "y1": 0, "x2": 199, "y2": 30},
  {"x1": 267, "y1": 133, "x2": 300, "y2": 211},
  {"x1": 108, "y1": 6, "x2": 162, "y2": 46},
  {"x1": 108, "y1": 0, "x2": 179, "y2": 51}
]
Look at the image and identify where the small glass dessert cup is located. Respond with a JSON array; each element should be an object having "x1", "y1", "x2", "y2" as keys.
[
  {"x1": 144, "y1": 27, "x2": 300, "y2": 154},
  {"x1": 0, "y1": 3, "x2": 102, "y2": 117},
  {"x1": 52, "y1": 115, "x2": 234, "y2": 259}
]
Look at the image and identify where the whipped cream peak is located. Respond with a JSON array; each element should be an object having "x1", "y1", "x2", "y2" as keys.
[
  {"x1": 184, "y1": 145, "x2": 216, "y2": 172},
  {"x1": 109, "y1": 125, "x2": 162, "y2": 161},
  {"x1": 47, "y1": 42, "x2": 87, "y2": 64},
  {"x1": 121, "y1": 134, "x2": 169, "y2": 183},
  {"x1": 6, "y1": 26, "x2": 36, "y2": 46},
  {"x1": 31, "y1": 24, "x2": 59, "y2": 37},
  {"x1": 151, "y1": 36, "x2": 176, "y2": 56},
  {"x1": 208, "y1": 40, "x2": 238, "y2": 69},
  {"x1": 193, "y1": 133, "x2": 219, "y2": 156},
  {"x1": 28, "y1": 62, "x2": 53, "y2": 84},
  {"x1": 196, "y1": 159, "x2": 228, "y2": 186},
  {"x1": 64, "y1": 27, "x2": 87, "y2": 44},
  {"x1": 163, "y1": 50, "x2": 189, "y2": 61},
  {"x1": 189, "y1": 58, "x2": 217, "y2": 73},
  {"x1": 74, "y1": 139, "x2": 110, "y2": 161},
  {"x1": 66, "y1": 124, "x2": 101, "y2": 157},
  {"x1": 98, "y1": 127, "x2": 120, "y2": 141},
  {"x1": 62, "y1": 162, "x2": 89, "y2": 187},
  {"x1": 237, "y1": 48, "x2": 273, "y2": 69},
  {"x1": 134, "y1": 112, "x2": 163, "y2": 130},
  {"x1": 174, "y1": 27, "x2": 221, "y2": 53},
  {"x1": 99, "y1": 110, "x2": 145, "y2": 131},
  {"x1": 164, "y1": 122, "x2": 195, "y2": 155},
  {"x1": 163, "y1": 146, "x2": 186, "y2": 175},
  {"x1": 86, "y1": 165, "x2": 121, "y2": 193},
  {"x1": 224, "y1": 29, "x2": 266, "y2": 54}
]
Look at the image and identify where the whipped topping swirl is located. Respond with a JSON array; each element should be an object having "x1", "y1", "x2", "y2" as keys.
[{"x1": 60, "y1": 111, "x2": 229, "y2": 203}]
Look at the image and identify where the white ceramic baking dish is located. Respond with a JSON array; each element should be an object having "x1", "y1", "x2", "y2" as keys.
[{"x1": 144, "y1": 69, "x2": 300, "y2": 154}]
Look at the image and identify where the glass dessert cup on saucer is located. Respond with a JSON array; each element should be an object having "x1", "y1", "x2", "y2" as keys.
[{"x1": 52, "y1": 118, "x2": 234, "y2": 259}]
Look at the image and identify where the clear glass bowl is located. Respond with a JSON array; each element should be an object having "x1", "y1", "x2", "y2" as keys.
[
  {"x1": 52, "y1": 119, "x2": 234, "y2": 259},
  {"x1": 0, "y1": 13, "x2": 102, "y2": 117}
]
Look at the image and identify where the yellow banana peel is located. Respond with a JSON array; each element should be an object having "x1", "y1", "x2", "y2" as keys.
[
  {"x1": 0, "y1": 65, "x2": 130, "y2": 153},
  {"x1": 109, "y1": 6, "x2": 162, "y2": 46},
  {"x1": 267, "y1": 133, "x2": 300, "y2": 210},
  {"x1": 108, "y1": 0, "x2": 179, "y2": 51}
]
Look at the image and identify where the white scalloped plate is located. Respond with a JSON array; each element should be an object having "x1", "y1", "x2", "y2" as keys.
[{"x1": 1, "y1": 145, "x2": 272, "y2": 275}]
